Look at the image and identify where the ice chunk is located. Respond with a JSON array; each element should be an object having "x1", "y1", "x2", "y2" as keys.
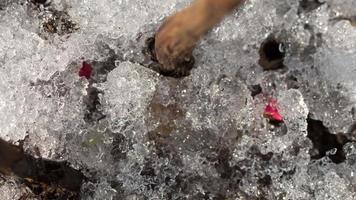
[
  {"x1": 100, "y1": 61, "x2": 159, "y2": 134},
  {"x1": 278, "y1": 89, "x2": 309, "y2": 131}
]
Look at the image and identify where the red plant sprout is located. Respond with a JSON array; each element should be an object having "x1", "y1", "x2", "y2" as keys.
[
  {"x1": 263, "y1": 98, "x2": 283, "y2": 122},
  {"x1": 79, "y1": 61, "x2": 93, "y2": 79}
]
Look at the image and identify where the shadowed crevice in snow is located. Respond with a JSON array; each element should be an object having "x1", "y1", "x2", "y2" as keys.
[
  {"x1": 83, "y1": 86, "x2": 106, "y2": 123},
  {"x1": 307, "y1": 116, "x2": 350, "y2": 163},
  {"x1": 0, "y1": 138, "x2": 85, "y2": 199}
]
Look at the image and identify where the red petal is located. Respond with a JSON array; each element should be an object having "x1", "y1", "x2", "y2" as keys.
[
  {"x1": 79, "y1": 61, "x2": 93, "y2": 79},
  {"x1": 271, "y1": 112, "x2": 283, "y2": 122},
  {"x1": 263, "y1": 99, "x2": 283, "y2": 122}
]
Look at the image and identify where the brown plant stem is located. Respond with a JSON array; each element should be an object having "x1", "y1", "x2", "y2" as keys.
[{"x1": 154, "y1": 0, "x2": 245, "y2": 77}]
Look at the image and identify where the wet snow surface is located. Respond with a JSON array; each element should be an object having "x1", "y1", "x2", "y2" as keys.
[{"x1": 0, "y1": 0, "x2": 356, "y2": 199}]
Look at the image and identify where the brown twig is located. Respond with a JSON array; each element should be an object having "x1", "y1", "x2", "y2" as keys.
[{"x1": 154, "y1": 0, "x2": 245, "y2": 77}]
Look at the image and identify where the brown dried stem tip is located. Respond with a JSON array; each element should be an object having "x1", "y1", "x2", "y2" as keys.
[{"x1": 154, "y1": 0, "x2": 245, "y2": 77}]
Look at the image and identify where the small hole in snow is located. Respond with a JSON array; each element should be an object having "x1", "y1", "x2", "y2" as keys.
[
  {"x1": 258, "y1": 36, "x2": 285, "y2": 70},
  {"x1": 298, "y1": 0, "x2": 324, "y2": 13},
  {"x1": 31, "y1": 0, "x2": 50, "y2": 5},
  {"x1": 248, "y1": 84, "x2": 262, "y2": 98},
  {"x1": 142, "y1": 36, "x2": 193, "y2": 78}
]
